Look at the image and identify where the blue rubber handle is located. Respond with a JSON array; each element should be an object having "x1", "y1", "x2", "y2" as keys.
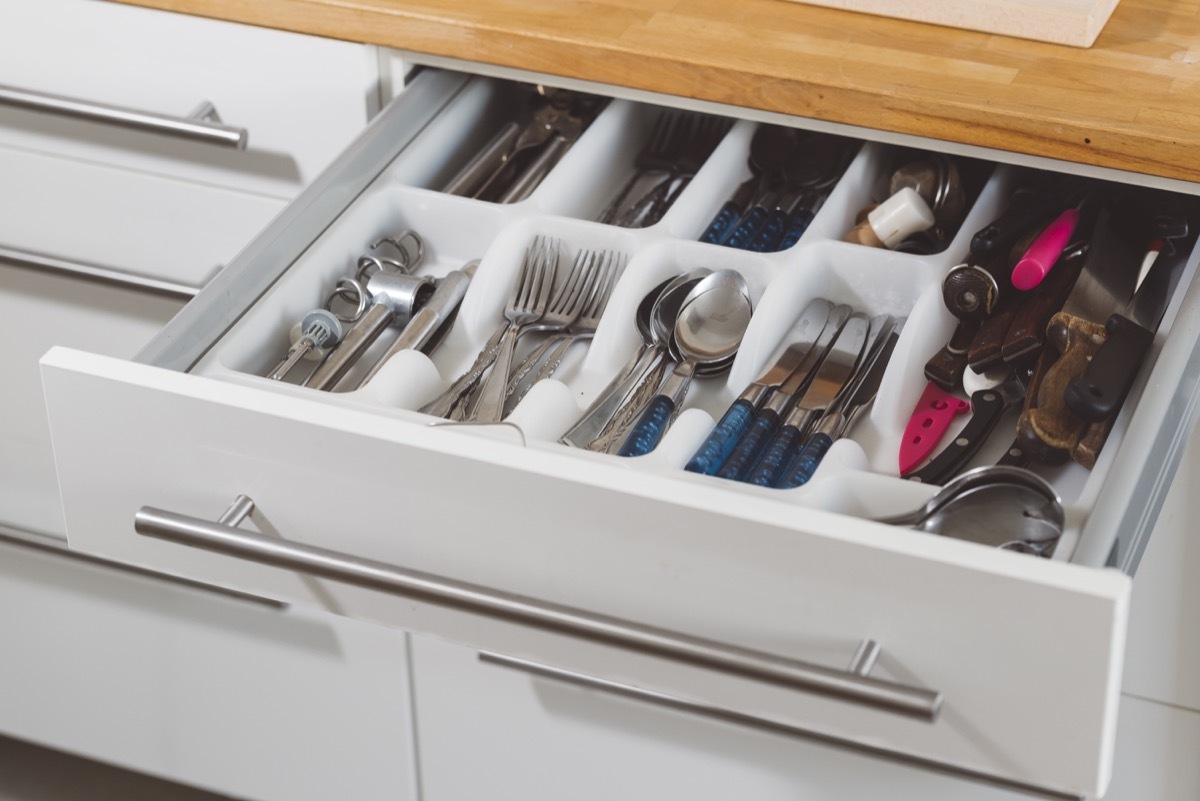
[
  {"x1": 777, "y1": 432, "x2": 834, "y2": 489},
  {"x1": 722, "y1": 205, "x2": 770, "y2": 250},
  {"x1": 717, "y1": 407, "x2": 780, "y2": 481},
  {"x1": 616, "y1": 394, "x2": 677, "y2": 457},
  {"x1": 745, "y1": 424, "x2": 803, "y2": 487},
  {"x1": 778, "y1": 209, "x2": 816, "y2": 251},
  {"x1": 747, "y1": 209, "x2": 790, "y2": 252},
  {"x1": 699, "y1": 201, "x2": 744, "y2": 244},
  {"x1": 684, "y1": 399, "x2": 755, "y2": 475}
]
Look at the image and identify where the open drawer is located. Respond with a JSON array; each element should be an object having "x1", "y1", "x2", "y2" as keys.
[{"x1": 40, "y1": 66, "x2": 1200, "y2": 799}]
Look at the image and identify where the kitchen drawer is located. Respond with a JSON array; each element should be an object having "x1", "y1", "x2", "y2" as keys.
[
  {"x1": 0, "y1": 250, "x2": 184, "y2": 538},
  {"x1": 0, "y1": 0, "x2": 372, "y2": 199},
  {"x1": 39, "y1": 66, "x2": 1200, "y2": 799},
  {"x1": 410, "y1": 632, "x2": 1045, "y2": 801},
  {"x1": 0, "y1": 535, "x2": 415, "y2": 801}
]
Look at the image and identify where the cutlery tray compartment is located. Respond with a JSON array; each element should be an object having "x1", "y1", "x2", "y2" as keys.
[{"x1": 40, "y1": 67, "x2": 1200, "y2": 799}]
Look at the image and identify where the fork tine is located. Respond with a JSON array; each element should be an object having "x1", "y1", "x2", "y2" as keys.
[
  {"x1": 546, "y1": 248, "x2": 589, "y2": 314},
  {"x1": 532, "y1": 237, "x2": 559, "y2": 313}
]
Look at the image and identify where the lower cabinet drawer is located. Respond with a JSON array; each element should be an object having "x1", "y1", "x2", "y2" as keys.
[
  {"x1": 409, "y1": 632, "x2": 1117, "y2": 801},
  {"x1": 39, "y1": 66, "x2": 1200, "y2": 798},
  {"x1": 0, "y1": 257, "x2": 183, "y2": 537},
  {"x1": 0, "y1": 0, "x2": 372, "y2": 199},
  {"x1": 0, "y1": 537, "x2": 415, "y2": 801}
]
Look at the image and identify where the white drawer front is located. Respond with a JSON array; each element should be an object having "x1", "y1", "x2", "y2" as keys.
[
  {"x1": 41, "y1": 66, "x2": 1200, "y2": 798},
  {"x1": 0, "y1": 0, "x2": 371, "y2": 198},
  {"x1": 0, "y1": 144, "x2": 285, "y2": 287},
  {"x1": 0, "y1": 539, "x2": 415, "y2": 801},
  {"x1": 41, "y1": 349, "x2": 1127, "y2": 797},
  {"x1": 410, "y1": 633, "x2": 1076, "y2": 801}
]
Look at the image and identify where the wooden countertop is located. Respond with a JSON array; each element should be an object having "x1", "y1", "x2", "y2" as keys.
[{"x1": 115, "y1": 0, "x2": 1200, "y2": 184}]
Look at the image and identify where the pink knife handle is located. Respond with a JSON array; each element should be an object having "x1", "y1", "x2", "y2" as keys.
[
  {"x1": 1011, "y1": 208, "x2": 1079, "y2": 291},
  {"x1": 899, "y1": 381, "x2": 971, "y2": 476}
]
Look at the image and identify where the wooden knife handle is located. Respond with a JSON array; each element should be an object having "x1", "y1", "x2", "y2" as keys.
[
  {"x1": 1026, "y1": 311, "x2": 1107, "y2": 451},
  {"x1": 1000, "y1": 252, "x2": 1085, "y2": 365},
  {"x1": 924, "y1": 320, "x2": 977, "y2": 391},
  {"x1": 1072, "y1": 416, "x2": 1115, "y2": 470},
  {"x1": 968, "y1": 302, "x2": 1016, "y2": 371},
  {"x1": 1015, "y1": 343, "x2": 1069, "y2": 465}
]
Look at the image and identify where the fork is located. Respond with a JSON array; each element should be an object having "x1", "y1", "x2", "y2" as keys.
[
  {"x1": 503, "y1": 250, "x2": 626, "y2": 414},
  {"x1": 597, "y1": 111, "x2": 683, "y2": 226},
  {"x1": 465, "y1": 236, "x2": 560, "y2": 422}
]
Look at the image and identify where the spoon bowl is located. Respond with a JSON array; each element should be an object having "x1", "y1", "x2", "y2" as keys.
[{"x1": 878, "y1": 465, "x2": 1064, "y2": 553}]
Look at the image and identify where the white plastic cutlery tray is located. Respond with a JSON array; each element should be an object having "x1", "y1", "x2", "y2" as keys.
[{"x1": 39, "y1": 66, "x2": 1200, "y2": 799}]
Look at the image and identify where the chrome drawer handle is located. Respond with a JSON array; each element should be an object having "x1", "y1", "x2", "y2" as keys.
[
  {"x1": 0, "y1": 245, "x2": 199, "y2": 301},
  {"x1": 134, "y1": 496, "x2": 943, "y2": 721},
  {"x1": 0, "y1": 84, "x2": 248, "y2": 149}
]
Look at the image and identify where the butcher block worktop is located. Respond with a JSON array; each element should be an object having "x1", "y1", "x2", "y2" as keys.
[{"x1": 112, "y1": 0, "x2": 1200, "y2": 184}]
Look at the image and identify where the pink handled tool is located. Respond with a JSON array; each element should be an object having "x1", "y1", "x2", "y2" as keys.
[
  {"x1": 900, "y1": 381, "x2": 971, "y2": 476},
  {"x1": 1011, "y1": 208, "x2": 1079, "y2": 291}
]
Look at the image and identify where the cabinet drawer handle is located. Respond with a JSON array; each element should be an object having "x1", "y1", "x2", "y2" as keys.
[
  {"x1": 479, "y1": 651, "x2": 1078, "y2": 801},
  {"x1": 134, "y1": 496, "x2": 943, "y2": 721},
  {"x1": 0, "y1": 84, "x2": 248, "y2": 149},
  {"x1": 0, "y1": 244, "x2": 199, "y2": 301}
]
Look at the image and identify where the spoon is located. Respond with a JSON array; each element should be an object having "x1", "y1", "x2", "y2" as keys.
[
  {"x1": 589, "y1": 270, "x2": 718, "y2": 452},
  {"x1": 699, "y1": 125, "x2": 798, "y2": 245},
  {"x1": 877, "y1": 465, "x2": 1064, "y2": 554},
  {"x1": 559, "y1": 271, "x2": 707, "y2": 449},
  {"x1": 617, "y1": 270, "x2": 753, "y2": 456}
]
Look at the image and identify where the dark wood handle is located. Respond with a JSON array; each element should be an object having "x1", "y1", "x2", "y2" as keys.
[
  {"x1": 1026, "y1": 311, "x2": 1107, "y2": 451},
  {"x1": 967, "y1": 302, "x2": 1017, "y2": 371},
  {"x1": 1000, "y1": 252, "x2": 1085, "y2": 365},
  {"x1": 924, "y1": 320, "x2": 977, "y2": 391}
]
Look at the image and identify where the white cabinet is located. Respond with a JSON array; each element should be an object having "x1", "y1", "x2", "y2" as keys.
[
  {"x1": 0, "y1": 537, "x2": 416, "y2": 801},
  {"x1": 0, "y1": 3, "x2": 404, "y2": 798},
  {"x1": 39, "y1": 60, "x2": 1200, "y2": 799},
  {"x1": 0, "y1": 0, "x2": 375, "y2": 537}
]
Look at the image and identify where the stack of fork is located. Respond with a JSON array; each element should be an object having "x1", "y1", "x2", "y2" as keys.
[
  {"x1": 422, "y1": 236, "x2": 626, "y2": 423},
  {"x1": 599, "y1": 110, "x2": 733, "y2": 229}
]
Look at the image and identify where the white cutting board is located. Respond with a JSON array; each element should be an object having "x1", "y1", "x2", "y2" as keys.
[{"x1": 779, "y1": 0, "x2": 1121, "y2": 47}]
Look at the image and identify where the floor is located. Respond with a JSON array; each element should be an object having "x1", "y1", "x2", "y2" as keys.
[{"x1": 0, "y1": 734, "x2": 236, "y2": 801}]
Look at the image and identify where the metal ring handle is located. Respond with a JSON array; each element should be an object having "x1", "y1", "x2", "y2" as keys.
[
  {"x1": 0, "y1": 244, "x2": 199, "y2": 300},
  {"x1": 0, "y1": 84, "x2": 248, "y2": 149},
  {"x1": 134, "y1": 496, "x2": 943, "y2": 721}
]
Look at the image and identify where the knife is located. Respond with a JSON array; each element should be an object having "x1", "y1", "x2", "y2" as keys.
[
  {"x1": 713, "y1": 305, "x2": 853, "y2": 480},
  {"x1": 898, "y1": 382, "x2": 971, "y2": 476},
  {"x1": 772, "y1": 316, "x2": 902, "y2": 489},
  {"x1": 738, "y1": 313, "x2": 872, "y2": 486},
  {"x1": 906, "y1": 368, "x2": 1028, "y2": 485},
  {"x1": 1064, "y1": 201, "x2": 1194, "y2": 422},
  {"x1": 684, "y1": 298, "x2": 840, "y2": 475},
  {"x1": 1018, "y1": 203, "x2": 1143, "y2": 458}
]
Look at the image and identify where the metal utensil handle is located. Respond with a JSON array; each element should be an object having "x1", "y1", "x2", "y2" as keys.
[
  {"x1": 442, "y1": 120, "x2": 522, "y2": 197},
  {"x1": 0, "y1": 244, "x2": 199, "y2": 300},
  {"x1": 421, "y1": 327, "x2": 507, "y2": 418},
  {"x1": 593, "y1": 353, "x2": 673, "y2": 453},
  {"x1": 0, "y1": 84, "x2": 247, "y2": 149},
  {"x1": 134, "y1": 497, "x2": 941, "y2": 720},
  {"x1": 559, "y1": 345, "x2": 662, "y2": 449}
]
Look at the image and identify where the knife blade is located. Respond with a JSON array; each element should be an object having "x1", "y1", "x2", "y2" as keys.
[
  {"x1": 1017, "y1": 204, "x2": 1137, "y2": 457},
  {"x1": 738, "y1": 313, "x2": 872, "y2": 486},
  {"x1": 772, "y1": 316, "x2": 903, "y2": 489},
  {"x1": 684, "y1": 297, "x2": 838, "y2": 475},
  {"x1": 713, "y1": 304, "x2": 852, "y2": 480},
  {"x1": 1065, "y1": 198, "x2": 1194, "y2": 422}
]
